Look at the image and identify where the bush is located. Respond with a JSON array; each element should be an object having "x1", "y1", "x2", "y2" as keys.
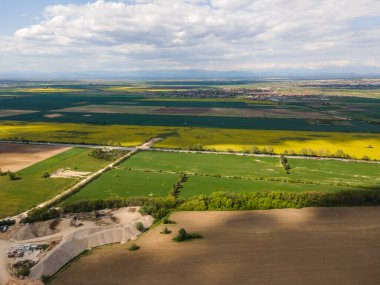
[
  {"x1": 17, "y1": 268, "x2": 30, "y2": 278},
  {"x1": 173, "y1": 228, "x2": 202, "y2": 242},
  {"x1": 41, "y1": 275, "x2": 51, "y2": 284},
  {"x1": 160, "y1": 227, "x2": 172, "y2": 234},
  {"x1": 21, "y1": 207, "x2": 60, "y2": 224},
  {"x1": 128, "y1": 243, "x2": 140, "y2": 251},
  {"x1": 135, "y1": 222, "x2": 145, "y2": 232},
  {"x1": 42, "y1": 172, "x2": 50, "y2": 178},
  {"x1": 8, "y1": 171, "x2": 19, "y2": 181},
  {"x1": 162, "y1": 217, "x2": 176, "y2": 224}
]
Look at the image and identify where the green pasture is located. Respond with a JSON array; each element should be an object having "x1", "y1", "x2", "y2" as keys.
[
  {"x1": 64, "y1": 151, "x2": 380, "y2": 204},
  {"x1": 180, "y1": 176, "x2": 356, "y2": 198},
  {"x1": 63, "y1": 169, "x2": 179, "y2": 203},
  {"x1": 122, "y1": 151, "x2": 380, "y2": 188}
]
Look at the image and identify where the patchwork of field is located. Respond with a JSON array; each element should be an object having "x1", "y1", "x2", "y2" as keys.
[
  {"x1": 1, "y1": 121, "x2": 379, "y2": 159},
  {"x1": 51, "y1": 207, "x2": 380, "y2": 285},
  {"x1": 1, "y1": 82, "x2": 380, "y2": 134},
  {"x1": 63, "y1": 151, "x2": 380, "y2": 203},
  {"x1": 0, "y1": 143, "x2": 71, "y2": 172},
  {"x1": 55, "y1": 104, "x2": 344, "y2": 120},
  {"x1": 0, "y1": 147, "x2": 119, "y2": 218}
]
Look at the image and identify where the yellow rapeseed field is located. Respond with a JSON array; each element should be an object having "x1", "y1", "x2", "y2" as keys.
[{"x1": 0, "y1": 121, "x2": 379, "y2": 160}]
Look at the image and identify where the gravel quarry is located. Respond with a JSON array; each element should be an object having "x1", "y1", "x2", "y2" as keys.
[{"x1": 0, "y1": 207, "x2": 153, "y2": 285}]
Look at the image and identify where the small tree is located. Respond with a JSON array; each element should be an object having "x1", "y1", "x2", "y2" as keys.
[
  {"x1": 8, "y1": 171, "x2": 18, "y2": 181},
  {"x1": 135, "y1": 222, "x2": 145, "y2": 232},
  {"x1": 160, "y1": 227, "x2": 171, "y2": 234},
  {"x1": 173, "y1": 228, "x2": 202, "y2": 242},
  {"x1": 128, "y1": 243, "x2": 140, "y2": 251},
  {"x1": 42, "y1": 172, "x2": 50, "y2": 178}
]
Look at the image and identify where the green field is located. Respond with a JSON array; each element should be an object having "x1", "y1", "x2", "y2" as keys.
[
  {"x1": 180, "y1": 176, "x2": 355, "y2": 197},
  {"x1": 63, "y1": 170, "x2": 179, "y2": 203},
  {"x1": 64, "y1": 151, "x2": 380, "y2": 203},
  {"x1": 0, "y1": 148, "x2": 116, "y2": 218},
  {"x1": 123, "y1": 151, "x2": 380, "y2": 188}
]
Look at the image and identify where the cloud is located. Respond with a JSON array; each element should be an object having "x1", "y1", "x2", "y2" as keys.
[{"x1": 1, "y1": 0, "x2": 380, "y2": 74}]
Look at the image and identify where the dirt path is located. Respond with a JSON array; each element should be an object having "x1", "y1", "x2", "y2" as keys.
[{"x1": 52, "y1": 207, "x2": 380, "y2": 285}]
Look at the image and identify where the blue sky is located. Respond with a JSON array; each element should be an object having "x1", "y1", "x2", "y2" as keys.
[
  {"x1": 0, "y1": 0, "x2": 91, "y2": 35},
  {"x1": 0, "y1": 0, "x2": 380, "y2": 75}
]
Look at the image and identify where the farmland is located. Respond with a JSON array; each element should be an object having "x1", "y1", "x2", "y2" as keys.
[
  {"x1": 1, "y1": 79, "x2": 380, "y2": 216},
  {"x1": 51, "y1": 208, "x2": 380, "y2": 285},
  {"x1": 0, "y1": 79, "x2": 380, "y2": 161},
  {"x1": 0, "y1": 143, "x2": 70, "y2": 172},
  {"x1": 0, "y1": 148, "x2": 121, "y2": 218},
  {"x1": 0, "y1": 121, "x2": 379, "y2": 160},
  {"x1": 64, "y1": 170, "x2": 180, "y2": 203},
  {"x1": 62, "y1": 151, "x2": 380, "y2": 203}
]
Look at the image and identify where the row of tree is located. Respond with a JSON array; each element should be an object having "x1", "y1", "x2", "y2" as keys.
[
  {"x1": 170, "y1": 173, "x2": 188, "y2": 199},
  {"x1": 280, "y1": 155, "x2": 291, "y2": 174},
  {"x1": 58, "y1": 190, "x2": 380, "y2": 222}
]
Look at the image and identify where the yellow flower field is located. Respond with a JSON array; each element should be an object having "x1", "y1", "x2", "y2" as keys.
[{"x1": 1, "y1": 121, "x2": 379, "y2": 160}]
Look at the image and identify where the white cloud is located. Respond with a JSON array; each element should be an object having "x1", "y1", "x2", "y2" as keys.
[{"x1": 1, "y1": 0, "x2": 380, "y2": 73}]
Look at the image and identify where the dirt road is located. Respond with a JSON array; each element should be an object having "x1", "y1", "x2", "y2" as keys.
[{"x1": 52, "y1": 207, "x2": 380, "y2": 285}]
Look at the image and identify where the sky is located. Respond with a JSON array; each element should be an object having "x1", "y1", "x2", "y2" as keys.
[{"x1": 0, "y1": 0, "x2": 380, "y2": 76}]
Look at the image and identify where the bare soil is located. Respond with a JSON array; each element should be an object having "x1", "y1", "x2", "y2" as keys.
[
  {"x1": 0, "y1": 144, "x2": 71, "y2": 172},
  {"x1": 50, "y1": 168, "x2": 91, "y2": 179},
  {"x1": 51, "y1": 207, "x2": 380, "y2": 285},
  {"x1": 44, "y1": 114, "x2": 63, "y2": 118}
]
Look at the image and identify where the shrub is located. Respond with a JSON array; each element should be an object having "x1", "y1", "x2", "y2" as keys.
[
  {"x1": 42, "y1": 172, "x2": 50, "y2": 178},
  {"x1": 173, "y1": 228, "x2": 202, "y2": 242},
  {"x1": 8, "y1": 171, "x2": 19, "y2": 181},
  {"x1": 135, "y1": 222, "x2": 145, "y2": 232},
  {"x1": 162, "y1": 217, "x2": 176, "y2": 224},
  {"x1": 41, "y1": 275, "x2": 51, "y2": 284},
  {"x1": 128, "y1": 243, "x2": 140, "y2": 251},
  {"x1": 17, "y1": 268, "x2": 30, "y2": 278},
  {"x1": 21, "y1": 207, "x2": 60, "y2": 224},
  {"x1": 160, "y1": 227, "x2": 172, "y2": 234}
]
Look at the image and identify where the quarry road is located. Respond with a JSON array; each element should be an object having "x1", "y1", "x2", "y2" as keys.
[{"x1": 1, "y1": 139, "x2": 379, "y2": 164}]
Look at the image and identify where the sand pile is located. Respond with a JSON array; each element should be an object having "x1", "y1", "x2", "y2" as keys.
[{"x1": 9, "y1": 220, "x2": 59, "y2": 241}]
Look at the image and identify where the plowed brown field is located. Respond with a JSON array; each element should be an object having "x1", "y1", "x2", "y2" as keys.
[{"x1": 52, "y1": 207, "x2": 380, "y2": 285}]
